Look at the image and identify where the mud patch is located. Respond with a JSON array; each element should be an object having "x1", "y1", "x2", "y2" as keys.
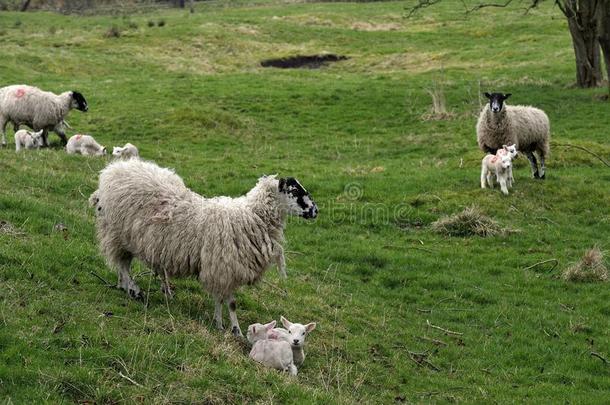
[{"x1": 261, "y1": 54, "x2": 348, "y2": 69}]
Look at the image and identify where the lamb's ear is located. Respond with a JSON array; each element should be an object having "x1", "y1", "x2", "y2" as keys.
[
  {"x1": 278, "y1": 178, "x2": 287, "y2": 192},
  {"x1": 251, "y1": 325, "x2": 256, "y2": 334},
  {"x1": 502, "y1": 144, "x2": 508, "y2": 150},
  {"x1": 484, "y1": 92, "x2": 492, "y2": 99},
  {"x1": 264, "y1": 320, "x2": 277, "y2": 330},
  {"x1": 305, "y1": 322, "x2": 317, "y2": 333},
  {"x1": 504, "y1": 93, "x2": 512, "y2": 99},
  {"x1": 281, "y1": 316, "x2": 292, "y2": 328}
]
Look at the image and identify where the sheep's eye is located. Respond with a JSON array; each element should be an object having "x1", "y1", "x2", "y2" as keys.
[
  {"x1": 289, "y1": 331, "x2": 292, "y2": 334},
  {"x1": 302, "y1": 332, "x2": 305, "y2": 336}
]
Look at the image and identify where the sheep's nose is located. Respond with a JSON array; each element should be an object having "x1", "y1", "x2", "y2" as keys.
[{"x1": 293, "y1": 339, "x2": 299, "y2": 345}]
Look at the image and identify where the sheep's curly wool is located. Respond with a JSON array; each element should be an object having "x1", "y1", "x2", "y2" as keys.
[
  {"x1": 476, "y1": 104, "x2": 550, "y2": 155},
  {"x1": 93, "y1": 159, "x2": 286, "y2": 299}
]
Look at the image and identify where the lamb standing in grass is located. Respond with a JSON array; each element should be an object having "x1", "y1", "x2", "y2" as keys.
[
  {"x1": 476, "y1": 92, "x2": 549, "y2": 179},
  {"x1": 66, "y1": 134, "x2": 107, "y2": 156},
  {"x1": 0, "y1": 84, "x2": 88, "y2": 147},
  {"x1": 14, "y1": 129, "x2": 43, "y2": 152},
  {"x1": 247, "y1": 321, "x2": 297, "y2": 376},
  {"x1": 481, "y1": 153, "x2": 513, "y2": 195},
  {"x1": 497, "y1": 143, "x2": 518, "y2": 187},
  {"x1": 112, "y1": 143, "x2": 139, "y2": 159},
  {"x1": 91, "y1": 159, "x2": 318, "y2": 336}
]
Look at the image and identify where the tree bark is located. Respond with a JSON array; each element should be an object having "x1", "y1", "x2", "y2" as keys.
[
  {"x1": 596, "y1": 0, "x2": 610, "y2": 95},
  {"x1": 559, "y1": 0, "x2": 603, "y2": 87}
]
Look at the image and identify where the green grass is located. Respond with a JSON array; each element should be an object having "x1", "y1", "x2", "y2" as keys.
[{"x1": 1, "y1": 1, "x2": 609, "y2": 403}]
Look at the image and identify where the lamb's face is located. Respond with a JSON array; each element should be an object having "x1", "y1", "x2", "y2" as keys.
[
  {"x1": 246, "y1": 321, "x2": 276, "y2": 344},
  {"x1": 500, "y1": 155, "x2": 512, "y2": 170},
  {"x1": 71, "y1": 91, "x2": 88, "y2": 112},
  {"x1": 31, "y1": 130, "x2": 43, "y2": 148},
  {"x1": 502, "y1": 144, "x2": 518, "y2": 159},
  {"x1": 112, "y1": 146, "x2": 124, "y2": 157},
  {"x1": 281, "y1": 316, "x2": 316, "y2": 348},
  {"x1": 279, "y1": 177, "x2": 318, "y2": 219},
  {"x1": 484, "y1": 92, "x2": 511, "y2": 113}
]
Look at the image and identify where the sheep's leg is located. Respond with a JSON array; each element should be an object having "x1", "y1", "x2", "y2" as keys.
[
  {"x1": 538, "y1": 152, "x2": 546, "y2": 179},
  {"x1": 508, "y1": 166, "x2": 514, "y2": 188},
  {"x1": 160, "y1": 269, "x2": 173, "y2": 298},
  {"x1": 41, "y1": 129, "x2": 50, "y2": 147},
  {"x1": 226, "y1": 294, "x2": 242, "y2": 337},
  {"x1": 115, "y1": 255, "x2": 143, "y2": 300},
  {"x1": 55, "y1": 127, "x2": 68, "y2": 146},
  {"x1": 276, "y1": 246, "x2": 287, "y2": 278},
  {"x1": 0, "y1": 117, "x2": 7, "y2": 147},
  {"x1": 486, "y1": 173, "x2": 494, "y2": 188},
  {"x1": 214, "y1": 298, "x2": 224, "y2": 330},
  {"x1": 525, "y1": 151, "x2": 539, "y2": 178},
  {"x1": 499, "y1": 176, "x2": 509, "y2": 195},
  {"x1": 287, "y1": 364, "x2": 298, "y2": 376},
  {"x1": 480, "y1": 166, "x2": 487, "y2": 189}
]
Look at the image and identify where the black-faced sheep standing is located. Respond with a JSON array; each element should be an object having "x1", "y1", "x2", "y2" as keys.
[
  {"x1": 0, "y1": 84, "x2": 88, "y2": 147},
  {"x1": 90, "y1": 159, "x2": 318, "y2": 336},
  {"x1": 476, "y1": 92, "x2": 550, "y2": 179}
]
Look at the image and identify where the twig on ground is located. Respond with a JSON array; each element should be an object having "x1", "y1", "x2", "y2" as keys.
[
  {"x1": 426, "y1": 320, "x2": 463, "y2": 336},
  {"x1": 118, "y1": 371, "x2": 144, "y2": 387},
  {"x1": 89, "y1": 271, "x2": 114, "y2": 288},
  {"x1": 591, "y1": 352, "x2": 608, "y2": 364},
  {"x1": 552, "y1": 142, "x2": 610, "y2": 167},
  {"x1": 523, "y1": 259, "x2": 559, "y2": 273},
  {"x1": 408, "y1": 350, "x2": 441, "y2": 371},
  {"x1": 416, "y1": 335, "x2": 448, "y2": 346}
]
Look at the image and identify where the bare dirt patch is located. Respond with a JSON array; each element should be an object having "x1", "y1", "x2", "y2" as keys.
[{"x1": 261, "y1": 54, "x2": 348, "y2": 69}]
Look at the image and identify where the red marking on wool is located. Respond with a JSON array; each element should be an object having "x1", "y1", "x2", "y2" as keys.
[
  {"x1": 491, "y1": 156, "x2": 498, "y2": 163},
  {"x1": 74, "y1": 134, "x2": 83, "y2": 140},
  {"x1": 15, "y1": 88, "x2": 26, "y2": 98}
]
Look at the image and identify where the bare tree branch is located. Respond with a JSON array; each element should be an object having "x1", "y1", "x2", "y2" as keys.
[{"x1": 407, "y1": 0, "x2": 443, "y2": 18}]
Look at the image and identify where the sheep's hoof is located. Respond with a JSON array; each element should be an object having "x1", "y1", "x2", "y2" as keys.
[
  {"x1": 231, "y1": 326, "x2": 243, "y2": 337},
  {"x1": 533, "y1": 171, "x2": 540, "y2": 179},
  {"x1": 539, "y1": 173, "x2": 546, "y2": 180},
  {"x1": 128, "y1": 288, "x2": 144, "y2": 301}
]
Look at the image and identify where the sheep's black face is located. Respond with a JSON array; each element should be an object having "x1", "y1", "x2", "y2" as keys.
[
  {"x1": 279, "y1": 177, "x2": 317, "y2": 219},
  {"x1": 72, "y1": 91, "x2": 88, "y2": 112},
  {"x1": 484, "y1": 92, "x2": 511, "y2": 113}
]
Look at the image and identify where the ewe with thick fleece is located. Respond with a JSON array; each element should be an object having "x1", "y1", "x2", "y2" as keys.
[
  {"x1": 112, "y1": 143, "x2": 139, "y2": 159},
  {"x1": 14, "y1": 129, "x2": 43, "y2": 151},
  {"x1": 247, "y1": 321, "x2": 297, "y2": 376},
  {"x1": 66, "y1": 134, "x2": 106, "y2": 156},
  {"x1": 481, "y1": 154, "x2": 513, "y2": 195},
  {"x1": 91, "y1": 159, "x2": 317, "y2": 336},
  {"x1": 0, "y1": 84, "x2": 88, "y2": 147},
  {"x1": 476, "y1": 92, "x2": 549, "y2": 178}
]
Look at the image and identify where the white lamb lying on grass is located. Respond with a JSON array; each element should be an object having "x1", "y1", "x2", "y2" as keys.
[
  {"x1": 112, "y1": 143, "x2": 139, "y2": 159},
  {"x1": 251, "y1": 316, "x2": 317, "y2": 366},
  {"x1": 247, "y1": 320, "x2": 298, "y2": 376},
  {"x1": 66, "y1": 134, "x2": 106, "y2": 156},
  {"x1": 14, "y1": 129, "x2": 43, "y2": 151},
  {"x1": 481, "y1": 153, "x2": 513, "y2": 195}
]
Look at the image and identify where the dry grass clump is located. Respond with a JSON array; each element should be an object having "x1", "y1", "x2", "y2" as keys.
[
  {"x1": 0, "y1": 220, "x2": 25, "y2": 237},
  {"x1": 431, "y1": 206, "x2": 507, "y2": 237},
  {"x1": 562, "y1": 247, "x2": 608, "y2": 282}
]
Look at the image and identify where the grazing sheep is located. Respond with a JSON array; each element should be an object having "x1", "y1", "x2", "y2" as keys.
[
  {"x1": 14, "y1": 129, "x2": 43, "y2": 152},
  {"x1": 497, "y1": 143, "x2": 518, "y2": 187},
  {"x1": 112, "y1": 143, "x2": 139, "y2": 159},
  {"x1": 0, "y1": 84, "x2": 88, "y2": 147},
  {"x1": 481, "y1": 154, "x2": 513, "y2": 195},
  {"x1": 66, "y1": 134, "x2": 107, "y2": 156},
  {"x1": 91, "y1": 159, "x2": 318, "y2": 336},
  {"x1": 476, "y1": 92, "x2": 550, "y2": 179},
  {"x1": 247, "y1": 321, "x2": 297, "y2": 376}
]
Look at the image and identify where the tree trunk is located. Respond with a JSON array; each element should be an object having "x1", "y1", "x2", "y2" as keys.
[
  {"x1": 20, "y1": 0, "x2": 31, "y2": 11},
  {"x1": 561, "y1": 0, "x2": 602, "y2": 87},
  {"x1": 190, "y1": 0, "x2": 194, "y2": 13},
  {"x1": 596, "y1": 0, "x2": 610, "y2": 96}
]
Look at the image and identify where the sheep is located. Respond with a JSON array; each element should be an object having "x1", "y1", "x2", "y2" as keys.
[
  {"x1": 14, "y1": 129, "x2": 43, "y2": 152},
  {"x1": 476, "y1": 92, "x2": 550, "y2": 179},
  {"x1": 497, "y1": 143, "x2": 518, "y2": 187},
  {"x1": 251, "y1": 316, "x2": 316, "y2": 366},
  {"x1": 66, "y1": 134, "x2": 107, "y2": 156},
  {"x1": 247, "y1": 320, "x2": 297, "y2": 376},
  {"x1": 481, "y1": 153, "x2": 513, "y2": 195},
  {"x1": 112, "y1": 143, "x2": 139, "y2": 159},
  {"x1": 0, "y1": 84, "x2": 88, "y2": 147},
  {"x1": 90, "y1": 159, "x2": 318, "y2": 336}
]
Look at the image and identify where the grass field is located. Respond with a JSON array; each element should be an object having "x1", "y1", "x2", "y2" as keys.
[{"x1": 1, "y1": 1, "x2": 609, "y2": 403}]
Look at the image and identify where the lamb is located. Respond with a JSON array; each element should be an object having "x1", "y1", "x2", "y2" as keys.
[
  {"x1": 90, "y1": 159, "x2": 318, "y2": 336},
  {"x1": 476, "y1": 92, "x2": 550, "y2": 179},
  {"x1": 247, "y1": 321, "x2": 297, "y2": 376},
  {"x1": 252, "y1": 316, "x2": 316, "y2": 366},
  {"x1": 66, "y1": 134, "x2": 107, "y2": 156},
  {"x1": 112, "y1": 143, "x2": 139, "y2": 159},
  {"x1": 14, "y1": 129, "x2": 43, "y2": 152},
  {"x1": 481, "y1": 153, "x2": 513, "y2": 195},
  {"x1": 0, "y1": 84, "x2": 88, "y2": 147},
  {"x1": 497, "y1": 143, "x2": 518, "y2": 187}
]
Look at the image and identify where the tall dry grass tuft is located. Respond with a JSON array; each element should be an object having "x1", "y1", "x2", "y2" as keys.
[{"x1": 562, "y1": 247, "x2": 608, "y2": 282}]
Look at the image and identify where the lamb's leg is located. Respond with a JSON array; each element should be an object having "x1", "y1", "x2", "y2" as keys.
[
  {"x1": 481, "y1": 166, "x2": 488, "y2": 189},
  {"x1": 508, "y1": 166, "x2": 514, "y2": 188},
  {"x1": 0, "y1": 117, "x2": 7, "y2": 147},
  {"x1": 525, "y1": 151, "x2": 539, "y2": 178},
  {"x1": 226, "y1": 294, "x2": 242, "y2": 337},
  {"x1": 115, "y1": 255, "x2": 143, "y2": 300},
  {"x1": 287, "y1": 364, "x2": 298, "y2": 376},
  {"x1": 276, "y1": 246, "x2": 287, "y2": 278},
  {"x1": 499, "y1": 176, "x2": 509, "y2": 195},
  {"x1": 292, "y1": 347, "x2": 305, "y2": 366},
  {"x1": 538, "y1": 151, "x2": 546, "y2": 179},
  {"x1": 487, "y1": 173, "x2": 494, "y2": 188},
  {"x1": 214, "y1": 298, "x2": 224, "y2": 330}
]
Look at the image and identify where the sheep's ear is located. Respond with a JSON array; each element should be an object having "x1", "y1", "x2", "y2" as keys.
[
  {"x1": 278, "y1": 178, "x2": 287, "y2": 192},
  {"x1": 264, "y1": 320, "x2": 276, "y2": 330},
  {"x1": 281, "y1": 316, "x2": 292, "y2": 328},
  {"x1": 305, "y1": 322, "x2": 316, "y2": 333},
  {"x1": 251, "y1": 325, "x2": 256, "y2": 334},
  {"x1": 504, "y1": 93, "x2": 512, "y2": 99},
  {"x1": 484, "y1": 92, "x2": 492, "y2": 99},
  {"x1": 502, "y1": 144, "x2": 508, "y2": 150}
]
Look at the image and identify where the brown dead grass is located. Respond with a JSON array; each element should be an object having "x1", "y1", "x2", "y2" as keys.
[{"x1": 562, "y1": 247, "x2": 608, "y2": 282}]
